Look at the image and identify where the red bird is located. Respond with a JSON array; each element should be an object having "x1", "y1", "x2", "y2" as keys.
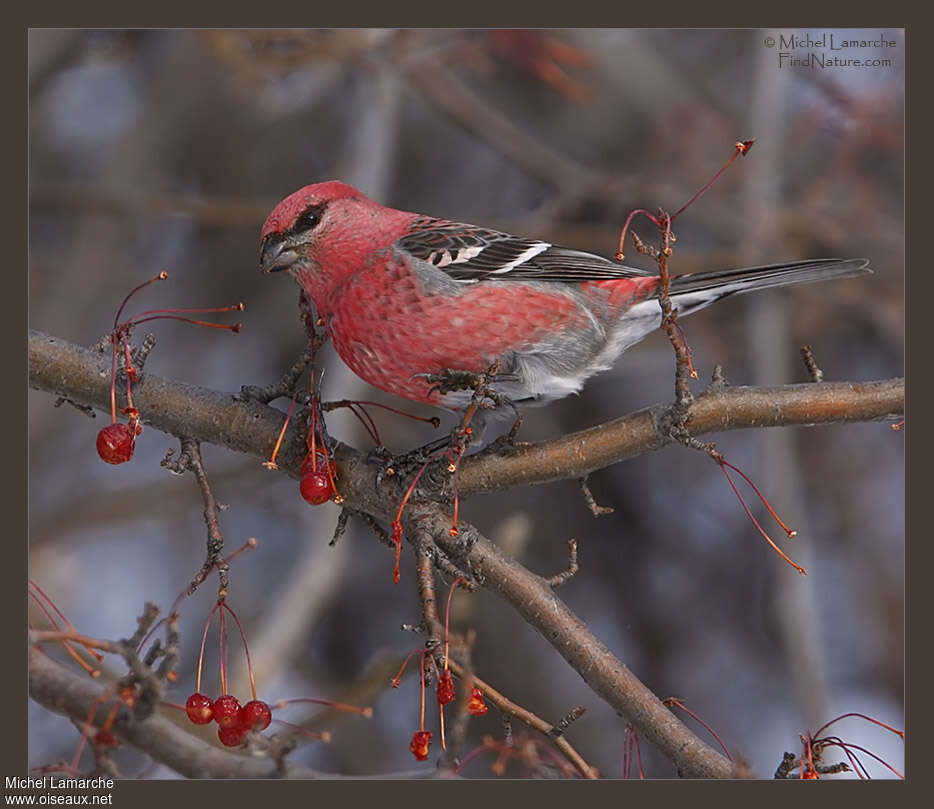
[{"x1": 260, "y1": 181, "x2": 869, "y2": 418}]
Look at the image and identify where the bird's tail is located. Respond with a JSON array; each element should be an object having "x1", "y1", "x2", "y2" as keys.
[{"x1": 666, "y1": 258, "x2": 871, "y2": 315}]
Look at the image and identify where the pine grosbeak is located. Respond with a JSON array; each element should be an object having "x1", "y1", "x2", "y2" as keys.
[{"x1": 260, "y1": 181, "x2": 869, "y2": 416}]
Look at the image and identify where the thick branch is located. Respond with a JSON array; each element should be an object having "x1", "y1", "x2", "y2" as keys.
[
  {"x1": 458, "y1": 378, "x2": 904, "y2": 494},
  {"x1": 29, "y1": 330, "x2": 904, "y2": 496}
]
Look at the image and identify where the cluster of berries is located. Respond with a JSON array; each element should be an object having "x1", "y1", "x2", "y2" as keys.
[{"x1": 185, "y1": 692, "x2": 272, "y2": 747}]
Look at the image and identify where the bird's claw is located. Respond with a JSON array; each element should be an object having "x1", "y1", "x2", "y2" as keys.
[
  {"x1": 411, "y1": 368, "x2": 488, "y2": 397},
  {"x1": 411, "y1": 367, "x2": 506, "y2": 408}
]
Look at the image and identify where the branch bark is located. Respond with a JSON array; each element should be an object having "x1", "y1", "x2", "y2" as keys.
[
  {"x1": 28, "y1": 647, "x2": 441, "y2": 779},
  {"x1": 28, "y1": 647, "x2": 321, "y2": 779},
  {"x1": 29, "y1": 329, "x2": 904, "y2": 494}
]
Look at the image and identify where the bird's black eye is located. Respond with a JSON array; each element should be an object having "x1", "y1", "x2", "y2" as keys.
[{"x1": 299, "y1": 209, "x2": 321, "y2": 230}]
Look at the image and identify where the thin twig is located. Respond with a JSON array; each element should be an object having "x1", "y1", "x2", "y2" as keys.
[
  {"x1": 801, "y1": 345, "x2": 824, "y2": 383},
  {"x1": 544, "y1": 539, "x2": 579, "y2": 588},
  {"x1": 161, "y1": 438, "x2": 228, "y2": 601},
  {"x1": 578, "y1": 477, "x2": 614, "y2": 516}
]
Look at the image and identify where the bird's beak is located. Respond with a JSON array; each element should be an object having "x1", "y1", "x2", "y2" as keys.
[{"x1": 260, "y1": 239, "x2": 299, "y2": 273}]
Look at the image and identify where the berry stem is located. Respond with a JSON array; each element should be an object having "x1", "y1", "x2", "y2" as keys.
[
  {"x1": 670, "y1": 140, "x2": 754, "y2": 223},
  {"x1": 391, "y1": 446, "x2": 451, "y2": 582},
  {"x1": 615, "y1": 208, "x2": 663, "y2": 262},
  {"x1": 218, "y1": 606, "x2": 229, "y2": 696},
  {"x1": 345, "y1": 402, "x2": 381, "y2": 445},
  {"x1": 323, "y1": 399, "x2": 441, "y2": 428},
  {"x1": 812, "y1": 712, "x2": 904, "y2": 741},
  {"x1": 663, "y1": 697, "x2": 732, "y2": 761},
  {"x1": 269, "y1": 718, "x2": 331, "y2": 742},
  {"x1": 418, "y1": 651, "x2": 427, "y2": 732},
  {"x1": 439, "y1": 691, "x2": 447, "y2": 751},
  {"x1": 391, "y1": 649, "x2": 420, "y2": 687},
  {"x1": 720, "y1": 460, "x2": 796, "y2": 538},
  {"x1": 117, "y1": 303, "x2": 244, "y2": 333},
  {"x1": 108, "y1": 337, "x2": 119, "y2": 424},
  {"x1": 29, "y1": 582, "x2": 90, "y2": 646},
  {"x1": 29, "y1": 584, "x2": 103, "y2": 673},
  {"x1": 222, "y1": 602, "x2": 257, "y2": 701},
  {"x1": 316, "y1": 418, "x2": 341, "y2": 502},
  {"x1": 112, "y1": 272, "x2": 168, "y2": 331},
  {"x1": 819, "y1": 737, "x2": 903, "y2": 779},
  {"x1": 270, "y1": 698, "x2": 372, "y2": 717},
  {"x1": 125, "y1": 315, "x2": 241, "y2": 332},
  {"x1": 265, "y1": 392, "x2": 298, "y2": 470},
  {"x1": 217, "y1": 537, "x2": 259, "y2": 567},
  {"x1": 121, "y1": 340, "x2": 136, "y2": 412},
  {"x1": 719, "y1": 463, "x2": 806, "y2": 575},
  {"x1": 442, "y1": 577, "x2": 465, "y2": 671},
  {"x1": 195, "y1": 602, "x2": 220, "y2": 695}
]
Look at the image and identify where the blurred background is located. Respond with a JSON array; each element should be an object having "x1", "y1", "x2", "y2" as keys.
[{"x1": 28, "y1": 29, "x2": 904, "y2": 778}]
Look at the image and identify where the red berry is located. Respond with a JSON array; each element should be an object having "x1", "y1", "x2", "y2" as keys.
[
  {"x1": 240, "y1": 699, "x2": 272, "y2": 731},
  {"x1": 212, "y1": 695, "x2": 242, "y2": 729},
  {"x1": 185, "y1": 693, "x2": 214, "y2": 725},
  {"x1": 218, "y1": 725, "x2": 246, "y2": 747},
  {"x1": 96, "y1": 423, "x2": 135, "y2": 464},
  {"x1": 467, "y1": 687, "x2": 488, "y2": 716},
  {"x1": 436, "y1": 669, "x2": 455, "y2": 705},
  {"x1": 93, "y1": 729, "x2": 118, "y2": 748},
  {"x1": 409, "y1": 729, "x2": 432, "y2": 761},
  {"x1": 300, "y1": 471, "x2": 333, "y2": 505}
]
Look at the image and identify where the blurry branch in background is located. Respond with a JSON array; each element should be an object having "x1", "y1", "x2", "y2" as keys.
[
  {"x1": 28, "y1": 328, "x2": 903, "y2": 777},
  {"x1": 29, "y1": 182, "x2": 274, "y2": 229}
]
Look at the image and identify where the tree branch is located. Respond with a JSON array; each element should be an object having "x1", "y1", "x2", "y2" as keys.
[
  {"x1": 28, "y1": 647, "x2": 443, "y2": 780},
  {"x1": 418, "y1": 510, "x2": 737, "y2": 778},
  {"x1": 28, "y1": 647, "x2": 322, "y2": 779},
  {"x1": 29, "y1": 329, "x2": 904, "y2": 497}
]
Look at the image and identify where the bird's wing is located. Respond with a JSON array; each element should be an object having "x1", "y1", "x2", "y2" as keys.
[{"x1": 397, "y1": 217, "x2": 653, "y2": 283}]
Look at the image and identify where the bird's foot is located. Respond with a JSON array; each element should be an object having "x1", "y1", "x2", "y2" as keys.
[{"x1": 412, "y1": 367, "x2": 505, "y2": 409}]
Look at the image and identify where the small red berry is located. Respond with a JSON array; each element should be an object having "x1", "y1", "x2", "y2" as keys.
[
  {"x1": 93, "y1": 729, "x2": 118, "y2": 748},
  {"x1": 240, "y1": 700, "x2": 272, "y2": 731},
  {"x1": 300, "y1": 471, "x2": 333, "y2": 505},
  {"x1": 212, "y1": 695, "x2": 243, "y2": 729},
  {"x1": 185, "y1": 693, "x2": 214, "y2": 725},
  {"x1": 96, "y1": 423, "x2": 135, "y2": 464},
  {"x1": 467, "y1": 687, "x2": 488, "y2": 716},
  {"x1": 409, "y1": 729, "x2": 432, "y2": 761},
  {"x1": 218, "y1": 725, "x2": 246, "y2": 747},
  {"x1": 436, "y1": 669, "x2": 455, "y2": 705}
]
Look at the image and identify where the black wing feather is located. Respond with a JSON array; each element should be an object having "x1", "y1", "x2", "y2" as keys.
[{"x1": 398, "y1": 217, "x2": 652, "y2": 282}]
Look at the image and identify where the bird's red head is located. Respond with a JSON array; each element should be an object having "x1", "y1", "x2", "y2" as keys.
[
  {"x1": 260, "y1": 181, "x2": 362, "y2": 241},
  {"x1": 259, "y1": 181, "x2": 415, "y2": 284}
]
